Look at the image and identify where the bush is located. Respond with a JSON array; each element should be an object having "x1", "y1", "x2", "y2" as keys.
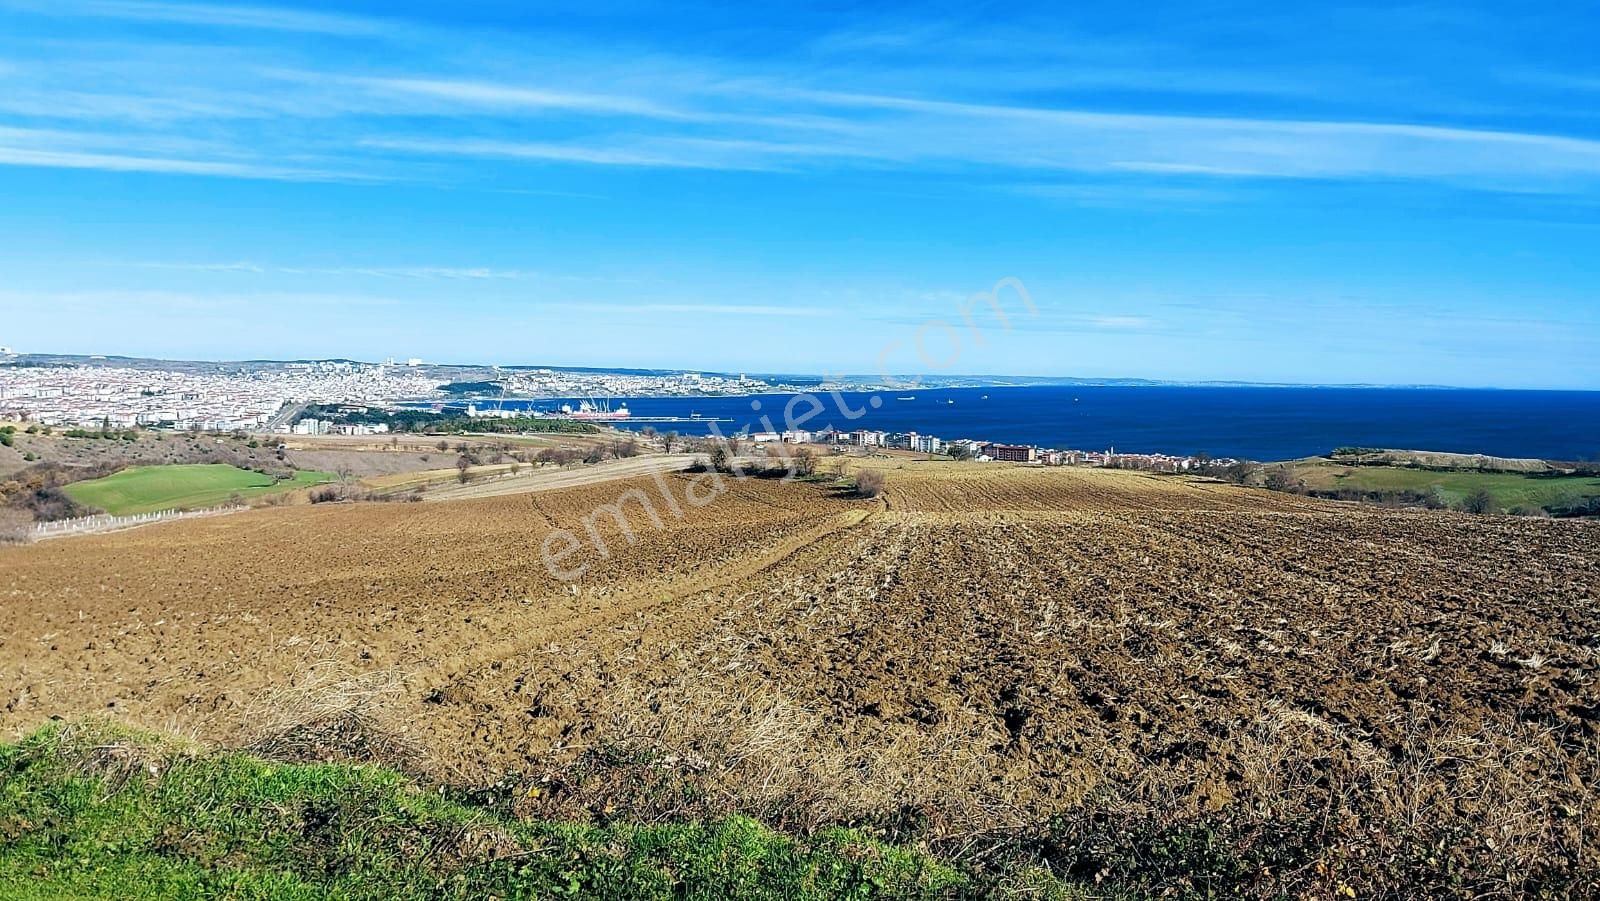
[
  {"x1": 1545, "y1": 495, "x2": 1600, "y2": 518},
  {"x1": 1460, "y1": 489, "x2": 1496, "y2": 515},
  {"x1": 1263, "y1": 466, "x2": 1302, "y2": 493},
  {"x1": 0, "y1": 508, "x2": 33, "y2": 544},
  {"x1": 853, "y1": 469, "x2": 886, "y2": 498},
  {"x1": 707, "y1": 443, "x2": 735, "y2": 474}
]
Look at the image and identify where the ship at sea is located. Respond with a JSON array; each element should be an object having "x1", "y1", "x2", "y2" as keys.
[{"x1": 560, "y1": 399, "x2": 632, "y2": 421}]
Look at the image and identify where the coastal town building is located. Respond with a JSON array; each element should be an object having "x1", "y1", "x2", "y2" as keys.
[{"x1": 982, "y1": 443, "x2": 1037, "y2": 463}]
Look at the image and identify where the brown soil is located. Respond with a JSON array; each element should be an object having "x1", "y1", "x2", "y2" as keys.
[{"x1": 3, "y1": 461, "x2": 1597, "y2": 887}]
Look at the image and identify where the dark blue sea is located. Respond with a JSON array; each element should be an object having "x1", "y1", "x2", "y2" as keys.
[{"x1": 489, "y1": 387, "x2": 1600, "y2": 462}]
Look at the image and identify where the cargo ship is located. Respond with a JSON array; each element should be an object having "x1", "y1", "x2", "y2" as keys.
[{"x1": 560, "y1": 399, "x2": 632, "y2": 421}]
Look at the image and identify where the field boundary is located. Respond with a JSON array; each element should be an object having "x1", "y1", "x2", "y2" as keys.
[{"x1": 31, "y1": 503, "x2": 243, "y2": 541}]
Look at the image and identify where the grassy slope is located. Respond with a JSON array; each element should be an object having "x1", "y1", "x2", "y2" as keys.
[
  {"x1": 1294, "y1": 461, "x2": 1600, "y2": 509},
  {"x1": 0, "y1": 723, "x2": 967, "y2": 901},
  {"x1": 62, "y1": 464, "x2": 334, "y2": 515}
]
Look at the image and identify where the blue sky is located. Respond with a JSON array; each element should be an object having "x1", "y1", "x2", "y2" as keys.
[{"x1": 1, "y1": 1, "x2": 1598, "y2": 388}]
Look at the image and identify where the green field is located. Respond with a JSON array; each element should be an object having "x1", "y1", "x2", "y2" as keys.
[
  {"x1": 63, "y1": 464, "x2": 335, "y2": 515},
  {"x1": 0, "y1": 723, "x2": 966, "y2": 901},
  {"x1": 1293, "y1": 461, "x2": 1600, "y2": 511}
]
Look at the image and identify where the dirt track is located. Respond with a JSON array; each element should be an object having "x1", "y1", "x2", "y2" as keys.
[
  {"x1": 414, "y1": 454, "x2": 696, "y2": 502},
  {"x1": 3, "y1": 462, "x2": 1598, "y2": 873}
]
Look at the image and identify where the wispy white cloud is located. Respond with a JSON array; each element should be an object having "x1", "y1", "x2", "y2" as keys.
[
  {"x1": 0, "y1": 144, "x2": 359, "y2": 180},
  {"x1": 2, "y1": 0, "x2": 398, "y2": 36},
  {"x1": 134, "y1": 262, "x2": 541, "y2": 279},
  {"x1": 363, "y1": 136, "x2": 780, "y2": 172},
  {"x1": 1, "y1": 288, "x2": 406, "y2": 313},
  {"x1": 3, "y1": 1, "x2": 1600, "y2": 194},
  {"x1": 0, "y1": 124, "x2": 377, "y2": 180},
  {"x1": 352, "y1": 77, "x2": 688, "y2": 120}
]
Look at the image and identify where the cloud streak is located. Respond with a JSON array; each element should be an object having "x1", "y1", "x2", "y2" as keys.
[
  {"x1": 134, "y1": 262, "x2": 544, "y2": 279},
  {"x1": 2, "y1": 0, "x2": 398, "y2": 36},
  {"x1": 2, "y1": 1, "x2": 1600, "y2": 196}
]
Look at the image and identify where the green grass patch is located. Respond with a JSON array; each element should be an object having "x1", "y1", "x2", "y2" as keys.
[
  {"x1": 0, "y1": 722, "x2": 966, "y2": 900},
  {"x1": 62, "y1": 464, "x2": 335, "y2": 515},
  {"x1": 1294, "y1": 462, "x2": 1600, "y2": 511}
]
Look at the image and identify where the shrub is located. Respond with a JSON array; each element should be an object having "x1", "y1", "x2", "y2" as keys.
[
  {"x1": 1460, "y1": 489, "x2": 1496, "y2": 515},
  {"x1": 1263, "y1": 466, "x2": 1302, "y2": 493},
  {"x1": 854, "y1": 469, "x2": 886, "y2": 498},
  {"x1": 0, "y1": 508, "x2": 33, "y2": 544},
  {"x1": 707, "y1": 443, "x2": 735, "y2": 474}
]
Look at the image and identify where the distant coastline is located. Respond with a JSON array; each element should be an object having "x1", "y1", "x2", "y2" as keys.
[
  {"x1": 473, "y1": 385, "x2": 1600, "y2": 462},
  {"x1": 5, "y1": 352, "x2": 1590, "y2": 393}
]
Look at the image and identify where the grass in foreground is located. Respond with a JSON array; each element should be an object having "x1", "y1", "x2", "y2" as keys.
[
  {"x1": 61, "y1": 464, "x2": 334, "y2": 515},
  {"x1": 0, "y1": 722, "x2": 966, "y2": 900},
  {"x1": 1293, "y1": 460, "x2": 1600, "y2": 510}
]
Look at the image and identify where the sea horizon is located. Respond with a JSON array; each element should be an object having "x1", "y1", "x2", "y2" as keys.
[{"x1": 453, "y1": 384, "x2": 1600, "y2": 462}]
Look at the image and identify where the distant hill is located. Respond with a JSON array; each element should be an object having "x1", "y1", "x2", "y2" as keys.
[{"x1": 1325, "y1": 447, "x2": 1557, "y2": 472}]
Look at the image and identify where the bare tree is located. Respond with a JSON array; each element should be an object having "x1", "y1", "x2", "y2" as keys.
[
  {"x1": 456, "y1": 455, "x2": 472, "y2": 483},
  {"x1": 707, "y1": 442, "x2": 733, "y2": 474},
  {"x1": 662, "y1": 431, "x2": 679, "y2": 454},
  {"x1": 792, "y1": 447, "x2": 817, "y2": 478}
]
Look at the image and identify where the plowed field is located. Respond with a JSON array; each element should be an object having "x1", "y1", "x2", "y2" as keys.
[{"x1": 3, "y1": 462, "x2": 1597, "y2": 892}]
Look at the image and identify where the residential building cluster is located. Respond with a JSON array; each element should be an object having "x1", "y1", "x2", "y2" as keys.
[
  {"x1": 497, "y1": 369, "x2": 816, "y2": 398},
  {"x1": 0, "y1": 362, "x2": 439, "y2": 431},
  {"x1": 747, "y1": 427, "x2": 1231, "y2": 472},
  {"x1": 288, "y1": 418, "x2": 391, "y2": 436}
]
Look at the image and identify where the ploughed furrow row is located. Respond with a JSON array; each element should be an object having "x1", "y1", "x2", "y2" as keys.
[
  {"x1": 0, "y1": 473, "x2": 868, "y2": 747},
  {"x1": 3, "y1": 461, "x2": 1597, "y2": 860}
]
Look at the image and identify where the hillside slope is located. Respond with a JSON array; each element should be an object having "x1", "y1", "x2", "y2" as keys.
[{"x1": 3, "y1": 462, "x2": 1597, "y2": 896}]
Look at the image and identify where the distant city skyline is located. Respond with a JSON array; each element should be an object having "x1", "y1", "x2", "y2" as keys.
[{"x1": 3, "y1": 1, "x2": 1599, "y2": 389}]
